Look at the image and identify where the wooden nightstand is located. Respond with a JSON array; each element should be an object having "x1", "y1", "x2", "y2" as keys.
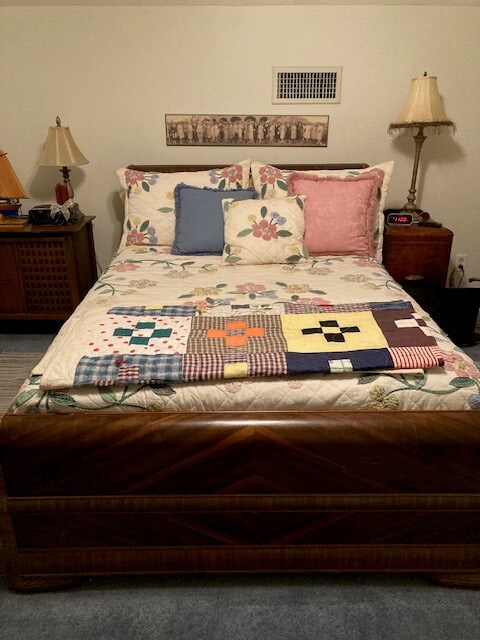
[
  {"x1": 383, "y1": 224, "x2": 480, "y2": 346},
  {"x1": 382, "y1": 224, "x2": 454, "y2": 287},
  {"x1": 0, "y1": 216, "x2": 97, "y2": 321}
]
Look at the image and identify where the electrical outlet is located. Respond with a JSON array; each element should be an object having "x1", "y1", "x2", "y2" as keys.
[{"x1": 456, "y1": 254, "x2": 467, "y2": 271}]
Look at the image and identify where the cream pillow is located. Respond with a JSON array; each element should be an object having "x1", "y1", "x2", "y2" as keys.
[
  {"x1": 222, "y1": 196, "x2": 309, "y2": 265},
  {"x1": 117, "y1": 160, "x2": 251, "y2": 247},
  {"x1": 250, "y1": 161, "x2": 394, "y2": 261}
]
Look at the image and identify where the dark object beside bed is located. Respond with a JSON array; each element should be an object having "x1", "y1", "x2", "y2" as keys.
[
  {"x1": 1, "y1": 164, "x2": 479, "y2": 592},
  {"x1": 403, "y1": 283, "x2": 480, "y2": 347}
]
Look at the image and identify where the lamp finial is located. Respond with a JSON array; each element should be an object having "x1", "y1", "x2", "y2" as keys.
[
  {"x1": 423, "y1": 71, "x2": 428, "y2": 76},
  {"x1": 55, "y1": 116, "x2": 61, "y2": 127}
]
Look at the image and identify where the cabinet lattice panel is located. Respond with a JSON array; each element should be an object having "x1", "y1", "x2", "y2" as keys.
[{"x1": 17, "y1": 239, "x2": 73, "y2": 313}]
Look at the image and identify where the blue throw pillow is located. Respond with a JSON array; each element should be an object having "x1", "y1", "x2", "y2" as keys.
[{"x1": 171, "y1": 184, "x2": 257, "y2": 255}]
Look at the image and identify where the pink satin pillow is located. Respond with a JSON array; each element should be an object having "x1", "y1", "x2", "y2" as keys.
[{"x1": 287, "y1": 170, "x2": 384, "y2": 257}]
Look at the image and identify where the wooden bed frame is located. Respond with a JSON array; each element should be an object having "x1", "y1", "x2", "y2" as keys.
[{"x1": 1, "y1": 164, "x2": 479, "y2": 592}]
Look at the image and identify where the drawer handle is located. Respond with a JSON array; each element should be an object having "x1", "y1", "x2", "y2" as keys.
[{"x1": 404, "y1": 275, "x2": 424, "y2": 281}]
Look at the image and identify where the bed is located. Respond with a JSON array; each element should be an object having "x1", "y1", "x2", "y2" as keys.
[{"x1": 1, "y1": 162, "x2": 479, "y2": 592}]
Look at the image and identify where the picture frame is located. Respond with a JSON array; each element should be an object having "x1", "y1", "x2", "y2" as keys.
[{"x1": 165, "y1": 114, "x2": 329, "y2": 147}]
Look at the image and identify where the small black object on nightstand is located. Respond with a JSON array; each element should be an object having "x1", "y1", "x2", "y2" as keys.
[{"x1": 418, "y1": 220, "x2": 443, "y2": 228}]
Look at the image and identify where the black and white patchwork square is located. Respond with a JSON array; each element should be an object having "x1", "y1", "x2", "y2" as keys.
[{"x1": 302, "y1": 319, "x2": 360, "y2": 343}]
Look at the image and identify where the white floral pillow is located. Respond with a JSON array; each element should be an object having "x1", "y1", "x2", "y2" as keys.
[
  {"x1": 222, "y1": 196, "x2": 309, "y2": 265},
  {"x1": 117, "y1": 160, "x2": 251, "y2": 247},
  {"x1": 250, "y1": 161, "x2": 394, "y2": 261}
]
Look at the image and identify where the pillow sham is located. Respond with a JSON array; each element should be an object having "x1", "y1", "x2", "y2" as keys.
[
  {"x1": 287, "y1": 171, "x2": 384, "y2": 257},
  {"x1": 221, "y1": 196, "x2": 308, "y2": 265},
  {"x1": 117, "y1": 159, "x2": 251, "y2": 247},
  {"x1": 251, "y1": 161, "x2": 394, "y2": 261},
  {"x1": 171, "y1": 184, "x2": 257, "y2": 255}
]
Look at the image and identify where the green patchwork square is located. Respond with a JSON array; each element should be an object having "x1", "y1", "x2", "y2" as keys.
[
  {"x1": 130, "y1": 336, "x2": 150, "y2": 345},
  {"x1": 152, "y1": 329, "x2": 172, "y2": 338},
  {"x1": 136, "y1": 322, "x2": 156, "y2": 329},
  {"x1": 113, "y1": 328, "x2": 134, "y2": 337}
]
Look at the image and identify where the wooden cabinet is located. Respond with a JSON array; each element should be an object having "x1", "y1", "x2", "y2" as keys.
[
  {"x1": 382, "y1": 224, "x2": 480, "y2": 345},
  {"x1": 0, "y1": 216, "x2": 97, "y2": 320},
  {"x1": 382, "y1": 224, "x2": 453, "y2": 287}
]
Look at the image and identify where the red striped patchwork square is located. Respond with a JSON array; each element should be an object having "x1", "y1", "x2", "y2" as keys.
[
  {"x1": 247, "y1": 352, "x2": 287, "y2": 377},
  {"x1": 389, "y1": 346, "x2": 444, "y2": 369},
  {"x1": 182, "y1": 354, "x2": 225, "y2": 381}
]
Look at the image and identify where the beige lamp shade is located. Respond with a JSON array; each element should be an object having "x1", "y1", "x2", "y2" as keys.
[
  {"x1": 0, "y1": 149, "x2": 28, "y2": 199},
  {"x1": 38, "y1": 118, "x2": 89, "y2": 167},
  {"x1": 389, "y1": 74, "x2": 454, "y2": 131}
]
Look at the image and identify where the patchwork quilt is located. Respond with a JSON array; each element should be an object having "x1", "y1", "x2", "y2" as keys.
[
  {"x1": 73, "y1": 300, "x2": 443, "y2": 386},
  {"x1": 11, "y1": 246, "x2": 480, "y2": 412}
]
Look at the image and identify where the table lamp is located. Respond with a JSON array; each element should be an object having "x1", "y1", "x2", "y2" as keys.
[
  {"x1": 38, "y1": 116, "x2": 88, "y2": 203},
  {"x1": 389, "y1": 73, "x2": 455, "y2": 222},
  {"x1": 0, "y1": 149, "x2": 28, "y2": 217}
]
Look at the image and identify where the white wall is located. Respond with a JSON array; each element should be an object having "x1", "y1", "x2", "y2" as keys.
[{"x1": 1, "y1": 5, "x2": 479, "y2": 281}]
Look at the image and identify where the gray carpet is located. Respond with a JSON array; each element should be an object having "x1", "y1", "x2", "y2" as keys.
[
  {"x1": 1, "y1": 573, "x2": 480, "y2": 640},
  {"x1": 0, "y1": 351, "x2": 46, "y2": 412}
]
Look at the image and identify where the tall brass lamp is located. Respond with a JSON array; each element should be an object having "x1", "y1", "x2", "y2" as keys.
[{"x1": 389, "y1": 73, "x2": 455, "y2": 222}]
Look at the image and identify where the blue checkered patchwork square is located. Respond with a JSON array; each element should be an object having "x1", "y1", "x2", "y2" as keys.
[
  {"x1": 158, "y1": 305, "x2": 197, "y2": 317},
  {"x1": 74, "y1": 354, "x2": 184, "y2": 386},
  {"x1": 108, "y1": 306, "x2": 149, "y2": 316},
  {"x1": 107, "y1": 305, "x2": 197, "y2": 317}
]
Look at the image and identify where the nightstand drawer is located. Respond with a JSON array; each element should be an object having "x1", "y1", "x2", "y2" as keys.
[{"x1": 383, "y1": 225, "x2": 453, "y2": 287}]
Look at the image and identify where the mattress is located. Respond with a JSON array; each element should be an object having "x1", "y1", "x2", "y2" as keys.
[{"x1": 10, "y1": 246, "x2": 480, "y2": 413}]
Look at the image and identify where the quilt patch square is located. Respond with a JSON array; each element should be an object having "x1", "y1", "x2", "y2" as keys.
[
  {"x1": 156, "y1": 305, "x2": 198, "y2": 317},
  {"x1": 373, "y1": 309, "x2": 437, "y2": 347},
  {"x1": 282, "y1": 312, "x2": 387, "y2": 354},
  {"x1": 389, "y1": 346, "x2": 444, "y2": 369},
  {"x1": 188, "y1": 314, "x2": 287, "y2": 354},
  {"x1": 109, "y1": 305, "x2": 198, "y2": 318},
  {"x1": 113, "y1": 328, "x2": 134, "y2": 337},
  {"x1": 74, "y1": 353, "x2": 183, "y2": 386},
  {"x1": 182, "y1": 354, "x2": 225, "y2": 381},
  {"x1": 224, "y1": 362, "x2": 248, "y2": 378},
  {"x1": 136, "y1": 322, "x2": 156, "y2": 329},
  {"x1": 130, "y1": 336, "x2": 151, "y2": 346},
  {"x1": 286, "y1": 349, "x2": 394, "y2": 374},
  {"x1": 247, "y1": 352, "x2": 287, "y2": 377},
  {"x1": 224, "y1": 346, "x2": 248, "y2": 363},
  {"x1": 106, "y1": 316, "x2": 191, "y2": 354},
  {"x1": 328, "y1": 358, "x2": 353, "y2": 373},
  {"x1": 394, "y1": 318, "x2": 425, "y2": 329},
  {"x1": 284, "y1": 303, "x2": 326, "y2": 314}
]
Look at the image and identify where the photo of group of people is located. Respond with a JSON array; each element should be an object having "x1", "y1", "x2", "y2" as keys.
[{"x1": 165, "y1": 114, "x2": 329, "y2": 147}]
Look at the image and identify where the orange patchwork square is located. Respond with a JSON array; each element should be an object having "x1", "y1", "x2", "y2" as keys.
[
  {"x1": 225, "y1": 335, "x2": 248, "y2": 347},
  {"x1": 227, "y1": 321, "x2": 247, "y2": 331},
  {"x1": 206, "y1": 329, "x2": 227, "y2": 339},
  {"x1": 188, "y1": 314, "x2": 286, "y2": 355},
  {"x1": 246, "y1": 327, "x2": 264, "y2": 337}
]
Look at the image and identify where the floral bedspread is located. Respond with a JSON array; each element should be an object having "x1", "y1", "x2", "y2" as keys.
[{"x1": 11, "y1": 246, "x2": 480, "y2": 413}]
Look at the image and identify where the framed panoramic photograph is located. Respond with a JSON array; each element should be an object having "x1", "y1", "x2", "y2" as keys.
[{"x1": 165, "y1": 114, "x2": 329, "y2": 147}]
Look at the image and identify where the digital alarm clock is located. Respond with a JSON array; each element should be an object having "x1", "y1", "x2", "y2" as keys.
[{"x1": 386, "y1": 212, "x2": 414, "y2": 226}]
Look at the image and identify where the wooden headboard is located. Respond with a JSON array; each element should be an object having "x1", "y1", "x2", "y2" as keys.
[{"x1": 128, "y1": 163, "x2": 369, "y2": 172}]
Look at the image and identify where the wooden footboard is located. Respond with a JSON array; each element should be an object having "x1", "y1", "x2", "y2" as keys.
[{"x1": 1, "y1": 411, "x2": 480, "y2": 590}]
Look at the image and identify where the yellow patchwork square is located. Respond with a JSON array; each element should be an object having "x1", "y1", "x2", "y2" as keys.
[
  {"x1": 224, "y1": 362, "x2": 248, "y2": 378},
  {"x1": 280, "y1": 312, "x2": 387, "y2": 353}
]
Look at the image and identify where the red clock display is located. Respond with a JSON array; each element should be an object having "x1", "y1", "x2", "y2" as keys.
[{"x1": 387, "y1": 213, "x2": 414, "y2": 226}]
